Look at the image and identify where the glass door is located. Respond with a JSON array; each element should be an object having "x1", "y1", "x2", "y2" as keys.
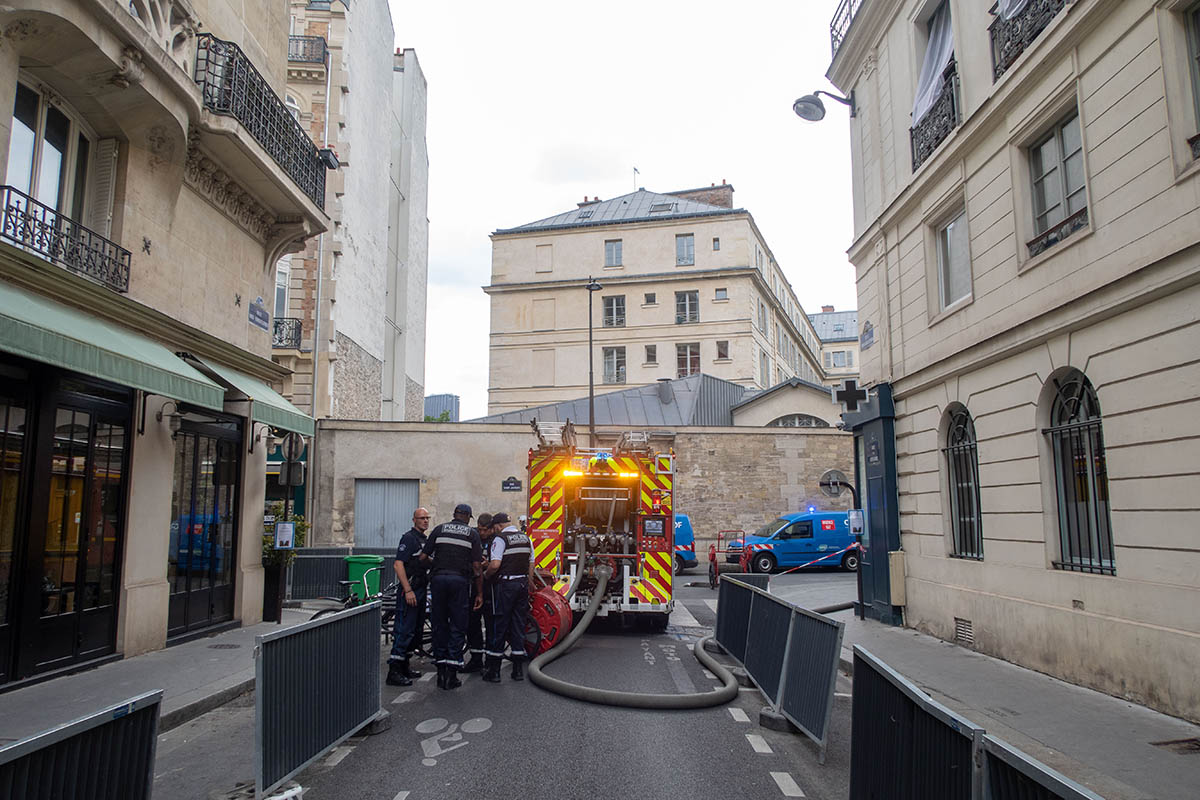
[{"x1": 0, "y1": 384, "x2": 30, "y2": 684}]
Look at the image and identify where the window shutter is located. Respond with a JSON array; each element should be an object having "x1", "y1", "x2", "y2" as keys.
[
  {"x1": 86, "y1": 138, "x2": 119, "y2": 237},
  {"x1": 847, "y1": 351, "x2": 855, "y2": 367},
  {"x1": 824, "y1": 352, "x2": 832, "y2": 368}
]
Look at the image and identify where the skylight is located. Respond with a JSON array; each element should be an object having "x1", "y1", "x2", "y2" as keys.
[{"x1": 648, "y1": 202, "x2": 674, "y2": 213}]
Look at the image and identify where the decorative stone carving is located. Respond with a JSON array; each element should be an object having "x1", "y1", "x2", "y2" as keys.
[
  {"x1": 184, "y1": 128, "x2": 275, "y2": 241},
  {"x1": 112, "y1": 46, "x2": 145, "y2": 88},
  {"x1": 125, "y1": 0, "x2": 200, "y2": 73}
]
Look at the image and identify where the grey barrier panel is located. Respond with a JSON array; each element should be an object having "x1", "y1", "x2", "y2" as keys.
[
  {"x1": 289, "y1": 548, "x2": 397, "y2": 599},
  {"x1": 983, "y1": 735, "x2": 1106, "y2": 800},
  {"x1": 0, "y1": 690, "x2": 162, "y2": 800},
  {"x1": 778, "y1": 606, "x2": 846, "y2": 764},
  {"x1": 256, "y1": 602, "x2": 381, "y2": 797},
  {"x1": 732, "y1": 572, "x2": 770, "y2": 590},
  {"x1": 850, "y1": 646, "x2": 983, "y2": 800},
  {"x1": 714, "y1": 577, "x2": 754, "y2": 662},
  {"x1": 743, "y1": 589, "x2": 792, "y2": 706}
]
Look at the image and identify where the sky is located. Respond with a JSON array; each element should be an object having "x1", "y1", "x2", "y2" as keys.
[{"x1": 387, "y1": 0, "x2": 857, "y2": 420}]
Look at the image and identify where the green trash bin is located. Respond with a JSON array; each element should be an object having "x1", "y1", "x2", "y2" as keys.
[{"x1": 344, "y1": 554, "x2": 386, "y2": 602}]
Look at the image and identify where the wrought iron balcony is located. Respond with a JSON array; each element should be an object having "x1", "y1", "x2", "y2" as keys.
[
  {"x1": 1027, "y1": 207, "x2": 1088, "y2": 257},
  {"x1": 288, "y1": 36, "x2": 327, "y2": 64},
  {"x1": 990, "y1": 0, "x2": 1069, "y2": 82},
  {"x1": 830, "y1": 0, "x2": 865, "y2": 59},
  {"x1": 910, "y1": 61, "x2": 961, "y2": 173},
  {"x1": 194, "y1": 33, "x2": 326, "y2": 210},
  {"x1": 273, "y1": 317, "x2": 302, "y2": 349},
  {"x1": 0, "y1": 185, "x2": 131, "y2": 292}
]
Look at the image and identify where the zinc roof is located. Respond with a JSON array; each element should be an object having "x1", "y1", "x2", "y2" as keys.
[
  {"x1": 807, "y1": 310, "x2": 859, "y2": 342},
  {"x1": 494, "y1": 189, "x2": 742, "y2": 235}
]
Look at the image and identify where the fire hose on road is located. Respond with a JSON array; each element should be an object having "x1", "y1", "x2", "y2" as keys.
[{"x1": 527, "y1": 561, "x2": 740, "y2": 709}]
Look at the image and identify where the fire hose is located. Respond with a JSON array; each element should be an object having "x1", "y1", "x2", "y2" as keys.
[{"x1": 528, "y1": 561, "x2": 739, "y2": 709}]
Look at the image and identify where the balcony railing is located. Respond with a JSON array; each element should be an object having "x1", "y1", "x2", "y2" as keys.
[
  {"x1": 194, "y1": 33, "x2": 326, "y2": 209},
  {"x1": 0, "y1": 185, "x2": 131, "y2": 292},
  {"x1": 830, "y1": 0, "x2": 865, "y2": 59},
  {"x1": 273, "y1": 317, "x2": 302, "y2": 349},
  {"x1": 989, "y1": 0, "x2": 1069, "y2": 82},
  {"x1": 910, "y1": 61, "x2": 961, "y2": 173},
  {"x1": 288, "y1": 36, "x2": 327, "y2": 64},
  {"x1": 1027, "y1": 206, "x2": 1088, "y2": 257}
]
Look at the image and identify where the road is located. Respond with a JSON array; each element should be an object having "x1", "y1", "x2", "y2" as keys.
[{"x1": 155, "y1": 568, "x2": 858, "y2": 800}]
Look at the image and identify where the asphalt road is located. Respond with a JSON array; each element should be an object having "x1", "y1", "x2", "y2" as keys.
[{"x1": 155, "y1": 568, "x2": 859, "y2": 800}]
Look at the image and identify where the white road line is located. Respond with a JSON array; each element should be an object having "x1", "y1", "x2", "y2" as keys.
[
  {"x1": 746, "y1": 734, "x2": 773, "y2": 754},
  {"x1": 703, "y1": 599, "x2": 718, "y2": 612},
  {"x1": 728, "y1": 707, "x2": 750, "y2": 723},
  {"x1": 393, "y1": 792, "x2": 410, "y2": 800},
  {"x1": 738, "y1": 687, "x2": 757, "y2": 692},
  {"x1": 835, "y1": 692, "x2": 851, "y2": 698},
  {"x1": 670, "y1": 603, "x2": 700, "y2": 628},
  {"x1": 419, "y1": 671, "x2": 436, "y2": 682},
  {"x1": 325, "y1": 745, "x2": 354, "y2": 767},
  {"x1": 391, "y1": 690, "x2": 419, "y2": 705},
  {"x1": 770, "y1": 771, "x2": 806, "y2": 797},
  {"x1": 702, "y1": 669, "x2": 716, "y2": 680}
]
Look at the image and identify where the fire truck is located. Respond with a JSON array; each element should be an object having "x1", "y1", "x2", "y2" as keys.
[{"x1": 525, "y1": 420, "x2": 675, "y2": 634}]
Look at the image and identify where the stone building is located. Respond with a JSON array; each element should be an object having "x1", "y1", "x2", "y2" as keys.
[
  {"x1": 485, "y1": 183, "x2": 857, "y2": 415},
  {"x1": 0, "y1": 0, "x2": 327, "y2": 684},
  {"x1": 826, "y1": 0, "x2": 1200, "y2": 720}
]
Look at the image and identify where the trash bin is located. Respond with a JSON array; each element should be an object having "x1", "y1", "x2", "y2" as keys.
[{"x1": 344, "y1": 554, "x2": 385, "y2": 601}]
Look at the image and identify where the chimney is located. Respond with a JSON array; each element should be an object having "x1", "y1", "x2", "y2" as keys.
[
  {"x1": 821, "y1": 305, "x2": 835, "y2": 313},
  {"x1": 577, "y1": 196, "x2": 601, "y2": 208}
]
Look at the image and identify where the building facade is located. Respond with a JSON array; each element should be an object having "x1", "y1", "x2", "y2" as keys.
[
  {"x1": 0, "y1": 0, "x2": 325, "y2": 684},
  {"x1": 485, "y1": 184, "x2": 853, "y2": 415},
  {"x1": 828, "y1": 0, "x2": 1200, "y2": 720}
]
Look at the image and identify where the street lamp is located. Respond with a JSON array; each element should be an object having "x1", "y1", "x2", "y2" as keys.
[
  {"x1": 586, "y1": 276, "x2": 603, "y2": 446},
  {"x1": 793, "y1": 89, "x2": 856, "y2": 120}
]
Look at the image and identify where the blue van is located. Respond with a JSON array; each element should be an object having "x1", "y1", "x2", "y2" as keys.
[
  {"x1": 673, "y1": 513, "x2": 698, "y2": 572},
  {"x1": 738, "y1": 511, "x2": 857, "y2": 573}
]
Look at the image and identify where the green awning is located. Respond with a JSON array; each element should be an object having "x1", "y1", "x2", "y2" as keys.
[
  {"x1": 0, "y1": 282, "x2": 224, "y2": 410},
  {"x1": 196, "y1": 357, "x2": 314, "y2": 437}
]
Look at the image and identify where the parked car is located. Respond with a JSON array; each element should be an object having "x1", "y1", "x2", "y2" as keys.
[
  {"x1": 673, "y1": 513, "x2": 698, "y2": 572},
  {"x1": 736, "y1": 510, "x2": 858, "y2": 573}
]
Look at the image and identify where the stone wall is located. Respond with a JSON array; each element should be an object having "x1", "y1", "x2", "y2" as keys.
[
  {"x1": 331, "y1": 331, "x2": 382, "y2": 419},
  {"x1": 404, "y1": 376, "x2": 424, "y2": 422}
]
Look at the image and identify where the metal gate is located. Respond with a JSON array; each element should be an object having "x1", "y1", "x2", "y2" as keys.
[{"x1": 353, "y1": 479, "x2": 418, "y2": 548}]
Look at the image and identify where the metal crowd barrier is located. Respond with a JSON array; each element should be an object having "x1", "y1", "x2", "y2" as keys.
[
  {"x1": 0, "y1": 690, "x2": 162, "y2": 800},
  {"x1": 850, "y1": 646, "x2": 1105, "y2": 800},
  {"x1": 256, "y1": 602, "x2": 383, "y2": 797},
  {"x1": 715, "y1": 575, "x2": 845, "y2": 762},
  {"x1": 289, "y1": 547, "x2": 397, "y2": 599}
]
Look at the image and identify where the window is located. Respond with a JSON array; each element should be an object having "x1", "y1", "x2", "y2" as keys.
[
  {"x1": 602, "y1": 347, "x2": 626, "y2": 384},
  {"x1": 1045, "y1": 371, "x2": 1114, "y2": 574},
  {"x1": 604, "y1": 239, "x2": 623, "y2": 267},
  {"x1": 7, "y1": 81, "x2": 95, "y2": 222},
  {"x1": 676, "y1": 343, "x2": 700, "y2": 377},
  {"x1": 602, "y1": 295, "x2": 625, "y2": 327},
  {"x1": 578, "y1": 208, "x2": 594, "y2": 219},
  {"x1": 1029, "y1": 110, "x2": 1087, "y2": 256},
  {"x1": 714, "y1": 287, "x2": 728, "y2": 301},
  {"x1": 712, "y1": 237, "x2": 720, "y2": 251},
  {"x1": 676, "y1": 234, "x2": 695, "y2": 265},
  {"x1": 758, "y1": 300, "x2": 767, "y2": 331},
  {"x1": 715, "y1": 340, "x2": 729, "y2": 360},
  {"x1": 650, "y1": 202, "x2": 675, "y2": 214},
  {"x1": 830, "y1": 351, "x2": 849, "y2": 368},
  {"x1": 770, "y1": 414, "x2": 830, "y2": 428},
  {"x1": 1189, "y1": 4, "x2": 1200, "y2": 136},
  {"x1": 943, "y1": 407, "x2": 983, "y2": 559},
  {"x1": 274, "y1": 257, "x2": 290, "y2": 317},
  {"x1": 675, "y1": 290, "x2": 699, "y2": 324},
  {"x1": 934, "y1": 208, "x2": 972, "y2": 310},
  {"x1": 644, "y1": 292, "x2": 656, "y2": 305},
  {"x1": 759, "y1": 350, "x2": 770, "y2": 386},
  {"x1": 285, "y1": 95, "x2": 301, "y2": 120},
  {"x1": 645, "y1": 345, "x2": 657, "y2": 364}
]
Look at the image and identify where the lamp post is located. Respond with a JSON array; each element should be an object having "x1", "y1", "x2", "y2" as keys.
[{"x1": 586, "y1": 276, "x2": 603, "y2": 446}]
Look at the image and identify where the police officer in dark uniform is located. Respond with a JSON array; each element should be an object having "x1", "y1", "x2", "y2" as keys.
[
  {"x1": 482, "y1": 512, "x2": 534, "y2": 683},
  {"x1": 462, "y1": 513, "x2": 494, "y2": 673},
  {"x1": 386, "y1": 506, "x2": 432, "y2": 686},
  {"x1": 419, "y1": 503, "x2": 483, "y2": 690}
]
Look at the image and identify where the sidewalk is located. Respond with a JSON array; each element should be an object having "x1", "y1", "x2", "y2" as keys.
[{"x1": 0, "y1": 609, "x2": 310, "y2": 745}]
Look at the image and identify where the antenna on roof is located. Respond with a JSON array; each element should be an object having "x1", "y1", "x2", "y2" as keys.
[{"x1": 633, "y1": 166, "x2": 639, "y2": 191}]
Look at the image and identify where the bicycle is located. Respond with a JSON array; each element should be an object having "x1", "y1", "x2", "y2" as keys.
[{"x1": 309, "y1": 567, "x2": 406, "y2": 642}]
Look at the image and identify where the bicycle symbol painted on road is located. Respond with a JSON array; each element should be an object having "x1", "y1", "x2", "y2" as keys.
[{"x1": 415, "y1": 717, "x2": 493, "y2": 766}]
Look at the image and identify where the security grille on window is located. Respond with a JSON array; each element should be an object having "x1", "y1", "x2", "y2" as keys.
[
  {"x1": 943, "y1": 407, "x2": 983, "y2": 559},
  {"x1": 716, "y1": 340, "x2": 729, "y2": 360},
  {"x1": 602, "y1": 347, "x2": 626, "y2": 384},
  {"x1": 645, "y1": 345, "x2": 657, "y2": 364},
  {"x1": 676, "y1": 234, "x2": 695, "y2": 266},
  {"x1": 604, "y1": 239, "x2": 623, "y2": 267},
  {"x1": 602, "y1": 295, "x2": 625, "y2": 327},
  {"x1": 676, "y1": 343, "x2": 700, "y2": 377},
  {"x1": 644, "y1": 292, "x2": 656, "y2": 305},
  {"x1": 1044, "y1": 371, "x2": 1114, "y2": 574},
  {"x1": 675, "y1": 290, "x2": 699, "y2": 324},
  {"x1": 937, "y1": 209, "x2": 971, "y2": 308},
  {"x1": 1029, "y1": 110, "x2": 1087, "y2": 256}
]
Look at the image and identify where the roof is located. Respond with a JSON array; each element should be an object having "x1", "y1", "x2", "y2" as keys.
[
  {"x1": 808, "y1": 310, "x2": 859, "y2": 342},
  {"x1": 468, "y1": 373, "x2": 751, "y2": 426},
  {"x1": 494, "y1": 189, "x2": 743, "y2": 235},
  {"x1": 730, "y1": 376, "x2": 831, "y2": 412}
]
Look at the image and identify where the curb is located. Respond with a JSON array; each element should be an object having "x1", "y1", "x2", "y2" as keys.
[{"x1": 158, "y1": 677, "x2": 256, "y2": 734}]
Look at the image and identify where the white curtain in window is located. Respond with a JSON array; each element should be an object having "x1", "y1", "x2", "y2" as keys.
[
  {"x1": 997, "y1": 0, "x2": 1031, "y2": 21},
  {"x1": 911, "y1": 1, "x2": 955, "y2": 124}
]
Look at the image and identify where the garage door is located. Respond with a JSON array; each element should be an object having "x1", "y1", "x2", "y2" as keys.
[{"x1": 353, "y1": 479, "x2": 419, "y2": 548}]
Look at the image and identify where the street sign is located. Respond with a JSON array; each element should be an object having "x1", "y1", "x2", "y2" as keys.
[
  {"x1": 278, "y1": 462, "x2": 305, "y2": 487},
  {"x1": 832, "y1": 379, "x2": 869, "y2": 413},
  {"x1": 501, "y1": 476, "x2": 522, "y2": 492},
  {"x1": 819, "y1": 468, "x2": 849, "y2": 497},
  {"x1": 281, "y1": 431, "x2": 305, "y2": 462},
  {"x1": 848, "y1": 509, "x2": 865, "y2": 536}
]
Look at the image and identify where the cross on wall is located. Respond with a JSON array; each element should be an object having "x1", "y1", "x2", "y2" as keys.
[{"x1": 832, "y1": 379, "x2": 869, "y2": 413}]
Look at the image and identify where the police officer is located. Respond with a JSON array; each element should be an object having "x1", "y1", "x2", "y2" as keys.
[
  {"x1": 482, "y1": 512, "x2": 534, "y2": 683},
  {"x1": 462, "y1": 513, "x2": 494, "y2": 673},
  {"x1": 386, "y1": 507, "x2": 432, "y2": 686},
  {"x1": 419, "y1": 503, "x2": 483, "y2": 690}
]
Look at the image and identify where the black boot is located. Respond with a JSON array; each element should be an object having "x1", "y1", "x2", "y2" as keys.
[
  {"x1": 510, "y1": 657, "x2": 525, "y2": 682},
  {"x1": 436, "y1": 664, "x2": 447, "y2": 690},
  {"x1": 399, "y1": 658, "x2": 421, "y2": 679},
  {"x1": 481, "y1": 656, "x2": 501, "y2": 683},
  {"x1": 444, "y1": 666, "x2": 462, "y2": 690},
  {"x1": 462, "y1": 652, "x2": 484, "y2": 673},
  {"x1": 386, "y1": 662, "x2": 412, "y2": 687}
]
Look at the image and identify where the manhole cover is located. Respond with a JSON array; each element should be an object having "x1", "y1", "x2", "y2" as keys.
[
  {"x1": 1150, "y1": 738, "x2": 1200, "y2": 754},
  {"x1": 208, "y1": 643, "x2": 241, "y2": 650}
]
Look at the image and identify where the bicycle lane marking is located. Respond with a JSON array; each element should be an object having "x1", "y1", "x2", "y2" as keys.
[{"x1": 392, "y1": 691, "x2": 419, "y2": 705}]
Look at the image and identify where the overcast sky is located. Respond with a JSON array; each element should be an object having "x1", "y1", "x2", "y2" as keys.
[{"x1": 387, "y1": 0, "x2": 857, "y2": 420}]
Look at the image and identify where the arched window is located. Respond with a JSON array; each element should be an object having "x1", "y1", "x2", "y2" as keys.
[
  {"x1": 1045, "y1": 371, "x2": 1114, "y2": 574},
  {"x1": 769, "y1": 414, "x2": 830, "y2": 428},
  {"x1": 285, "y1": 95, "x2": 301, "y2": 121},
  {"x1": 942, "y1": 406, "x2": 982, "y2": 558}
]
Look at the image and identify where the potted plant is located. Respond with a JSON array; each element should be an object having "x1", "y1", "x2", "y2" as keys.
[{"x1": 262, "y1": 503, "x2": 309, "y2": 623}]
